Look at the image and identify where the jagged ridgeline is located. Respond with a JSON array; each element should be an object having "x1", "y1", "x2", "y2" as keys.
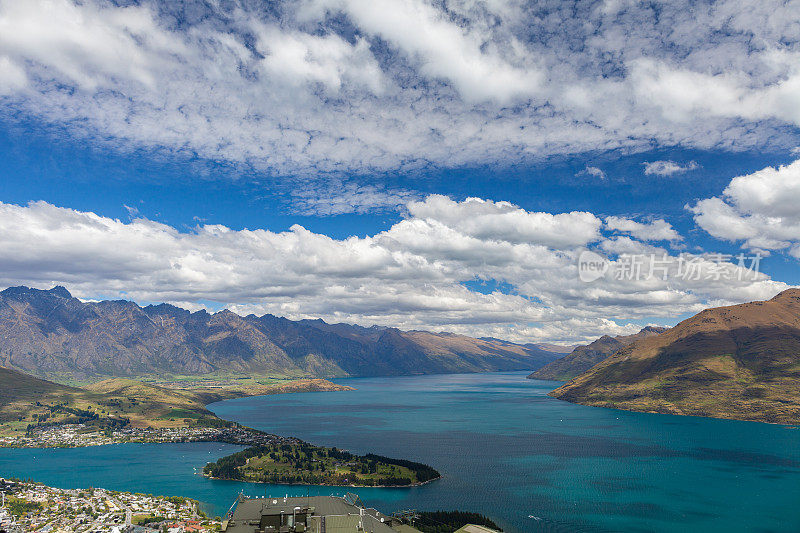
[
  {"x1": 0, "y1": 286, "x2": 559, "y2": 381},
  {"x1": 203, "y1": 442, "x2": 441, "y2": 486}
]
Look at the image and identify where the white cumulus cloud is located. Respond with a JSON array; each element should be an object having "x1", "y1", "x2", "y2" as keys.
[
  {"x1": 691, "y1": 160, "x2": 800, "y2": 255},
  {"x1": 0, "y1": 0, "x2": 799, "y2": 175},
  {"x1": 0, "y1": 197, "x2": 786, "y2": 343},
  {"x1": 605, "y1": 216, "x2": 683, "y2": 242},
  {"x1": 643, "y1": 160, "x2": 700, "y2": 176}
]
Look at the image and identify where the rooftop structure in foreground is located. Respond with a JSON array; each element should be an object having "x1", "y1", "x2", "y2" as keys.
[
  {"x1": 222, "y1": 494, "x2": 418, "y2": 533},
  {"x1": 454, "y1": 525, "x2": 501, "y2": 533}
]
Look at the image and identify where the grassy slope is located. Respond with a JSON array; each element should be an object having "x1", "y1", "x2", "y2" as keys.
[
  {"x1": 85, "y1": 378, "x2": 217, "y2": 427},
  {"x1": 0, "y1": 368, "x2": 353, "y2": 437},
  {"x1": 552, "y1": 290, "x2": 800, "y2": 425},
  {"x1": 0, "y1": 366, "x2": 78, "y2": 402},
  {"x1": 0, "y1": 368, "x2": 127, "y2": 435}
]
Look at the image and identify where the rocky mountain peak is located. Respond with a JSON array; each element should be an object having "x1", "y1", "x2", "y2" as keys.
[
  {"x1": 0, "y1": 284, "x2": 560, "y2": 381},
  {"x1": 0, "y1": 285, "x2": 73, "y2": 303},
  {"x1": 48, "y1": 285, "x2": 73, "y2": 299}
]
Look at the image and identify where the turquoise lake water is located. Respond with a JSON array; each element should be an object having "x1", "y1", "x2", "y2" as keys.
[{"x1": 1, "y1": 372, "x2": 799, "y2": 532}]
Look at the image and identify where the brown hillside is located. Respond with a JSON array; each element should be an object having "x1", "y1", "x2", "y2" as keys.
[
  {"x1": 529, "y1": 326, "x2": 666, "y2": 381},
  {"x1": 551, "y1": 289, "x2": 800, "y2": 425}
]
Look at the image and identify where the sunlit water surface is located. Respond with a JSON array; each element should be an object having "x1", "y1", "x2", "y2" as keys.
[{"x1": 1, "y1": 372, "x2": 798, "y2": 532}]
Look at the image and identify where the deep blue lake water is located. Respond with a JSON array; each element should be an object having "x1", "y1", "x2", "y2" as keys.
[{"x1": 1, "y1": 372, "x2": 799, "y2": 532}]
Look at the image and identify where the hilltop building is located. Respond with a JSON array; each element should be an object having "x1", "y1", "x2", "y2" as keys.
[{"x1": 222, "y1": 494, "x2": 419, "y2": 533}]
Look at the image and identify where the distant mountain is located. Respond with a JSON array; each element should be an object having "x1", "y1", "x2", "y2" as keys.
[
  {"x1": 529, "y1": 343, "x2": 576, "y2": 354},
  {"x1": 551, "y1": 289, "x2": 800, "y2": 424},
  {"x1": 0, "y1": 286, "x2": 559, "y2": 382},
  {"x1": 528, "y1": 326, "x2": 667, "y2": 381}
]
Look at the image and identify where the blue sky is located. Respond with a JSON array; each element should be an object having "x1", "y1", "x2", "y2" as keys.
[{"x1": 0, "y1": 0, "x2": 799, "y2": 343}]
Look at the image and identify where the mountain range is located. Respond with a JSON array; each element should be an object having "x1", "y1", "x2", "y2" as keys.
[
  {"x1": 552, "y1": 289, "x2": 800, "y2": 425},
  {"x1": 0, "y1": 286, "x2": 559, "y2": 382},
  {"x1": 528, "y1": 326, "x2": 667, "y2": 381}
]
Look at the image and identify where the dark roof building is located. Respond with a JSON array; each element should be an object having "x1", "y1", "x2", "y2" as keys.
[{"x1": 222, "y1": 494, "x2": 420, "y2": 533}]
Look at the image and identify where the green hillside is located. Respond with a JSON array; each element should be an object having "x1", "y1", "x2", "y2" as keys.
[{"x1": 0, "y1": 368, "x2": 351, "y2": 437}]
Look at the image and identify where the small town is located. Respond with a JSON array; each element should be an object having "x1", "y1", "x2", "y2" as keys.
[
  {"x1": 0, "y1": 424, "x2": 299, "y2": 449},
  {"x1": 0, "y1": 2, "x2": 799, "y2": 531},
  {"x1": 0, "y1": 478, "x2": 220, "y2": 533}
]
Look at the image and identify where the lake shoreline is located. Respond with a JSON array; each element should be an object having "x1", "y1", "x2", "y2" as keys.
[
  {"x1": 3, "y1": 372, "x2": 799, "y2": 533},
  {"x1": 200, "y1": 471, "x2": 442, "y2": 488}
]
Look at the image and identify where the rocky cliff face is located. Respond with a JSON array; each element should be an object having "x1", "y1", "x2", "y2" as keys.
[
  {"x1": 550, "y1": 289, "x2": 800, "y2": 424},
  {"x1": 0, "y1": 286, "x2": 558, "y2": 381},
  {"x1": 528, "y1": 326, "x2": 667, "y2": 381}
]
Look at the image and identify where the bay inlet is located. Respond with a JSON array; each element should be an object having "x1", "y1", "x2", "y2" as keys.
[{"x1": 1, "y1": 372, "x2": 798, "y2": 532}]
